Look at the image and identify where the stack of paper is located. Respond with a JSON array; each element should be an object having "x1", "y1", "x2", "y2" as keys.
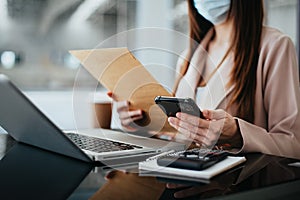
[{"x1": 139, "y1": 156, "x2": 246, "y2": 182}]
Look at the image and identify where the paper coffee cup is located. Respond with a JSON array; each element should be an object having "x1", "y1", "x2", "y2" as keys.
[{"x1": 91, "y1": 93, "x2": 112, "y2": 129}]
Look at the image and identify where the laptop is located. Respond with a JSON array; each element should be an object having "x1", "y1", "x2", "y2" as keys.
[{"x1": 0, "y1": 74, "x2": 185, "y2": 166}]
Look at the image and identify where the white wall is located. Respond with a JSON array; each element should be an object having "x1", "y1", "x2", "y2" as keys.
[
  {"x1": 135, "y1": 0, "x2": 176, "y2": 90},
  {"x1": 266, "y1": 0, "x2": 298, "y2": 45}
]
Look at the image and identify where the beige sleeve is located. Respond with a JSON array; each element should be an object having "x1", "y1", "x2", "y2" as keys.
[{"x1": 234, "y1": 36, "x2": 300, "y2": 159}]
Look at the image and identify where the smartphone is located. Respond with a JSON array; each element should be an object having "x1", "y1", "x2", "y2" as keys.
[{"x1": 154, "y1": 96, "x2": 204, "y2": 118}]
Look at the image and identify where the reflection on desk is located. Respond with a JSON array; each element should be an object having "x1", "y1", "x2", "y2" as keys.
[
  {"x1": 1, "y1": 134, "x2": 300, "y2": 200},
  {"x1": 158, "y1": 153, "x2": 300, "y2": 199},
  {"x1": 0, "y1": 135, "x2": 93, "y2": 200},
  {"x1": 88, "y1": 153, "x2": 300, "y2": 200}
]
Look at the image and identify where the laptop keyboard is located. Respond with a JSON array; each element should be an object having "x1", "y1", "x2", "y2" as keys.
[{"x1": 65, "y1": 132, "x2": 143, "y2": 153}]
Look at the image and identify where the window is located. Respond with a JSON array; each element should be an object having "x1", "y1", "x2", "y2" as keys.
[
  {"x1": 265, "y1": 0, "x2": 299, "y2": 74},
  {"x1": 265, "y1": 0, "x2": 298, "y2": 51},
  {"x1": 0, "y1": 0, "x2": 299, "y2": 90},
  {"x1": 0, "y1": 0, "x2": 137, "y2": 90}
]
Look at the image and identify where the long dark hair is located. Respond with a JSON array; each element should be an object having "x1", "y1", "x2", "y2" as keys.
[{"x1": 175, "y1": 0, "x2": 264, "y2": 122}]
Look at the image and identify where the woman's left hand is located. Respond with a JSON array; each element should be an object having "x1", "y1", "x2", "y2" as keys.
[{"x1": 168, "y1": 109, "x2": 240, "y2": 148}]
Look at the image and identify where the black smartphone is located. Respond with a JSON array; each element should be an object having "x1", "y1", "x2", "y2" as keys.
[{"x1": 154, "y1": 96, "x2": 204, "y2": 118}]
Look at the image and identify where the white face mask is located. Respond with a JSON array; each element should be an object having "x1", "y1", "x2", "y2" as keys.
[{"x1": 194, "y1": 0, "x2": 231, "y2": 25}]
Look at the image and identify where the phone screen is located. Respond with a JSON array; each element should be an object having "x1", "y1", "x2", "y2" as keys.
[{"x1": 155, "y1": 96, "x2": 204, "y2": 118}]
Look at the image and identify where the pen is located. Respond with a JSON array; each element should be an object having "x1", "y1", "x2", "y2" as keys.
[{"x1": 146, "y1": 150, "x2": 175, "y2": 161}]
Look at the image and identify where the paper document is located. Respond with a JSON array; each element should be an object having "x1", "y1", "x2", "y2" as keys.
[
  {"x1": 139, "y1": 156, "x2": 246, "y2": 180},
  {"x1": 70, "y1": 48, "x2": 175, "y2": 132}
]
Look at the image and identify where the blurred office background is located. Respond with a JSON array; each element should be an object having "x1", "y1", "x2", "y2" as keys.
[{"x1": 0, "y1": 0, "x2": 299, "y2": 132}]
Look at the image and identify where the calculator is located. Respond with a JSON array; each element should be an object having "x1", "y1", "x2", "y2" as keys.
[{"x1": 157, "y1": 149, "x2": 229, "y2": 170}]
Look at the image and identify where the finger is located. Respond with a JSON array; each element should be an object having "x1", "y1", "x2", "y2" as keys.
[
  {"x1": 121, "y1": 114, "x2": 143, "y2": 126},
  {"x1": 203, "y1": 109, "x2": 226, "y2": 120},
  {"x1": 131, "y1": 115, "x2": 144, "y2": 122},
  {"x1": 120, "y1": 112, "x2": 143, "y2": 126},
  {"x1": 169, "y1": 115, "x2": 212, "y2": 142},
  {"x1": 116, "y1": 101, "x2": 130, "y2": 112},
  {"x1": 168, "y1": 117, "x2": 207, "y2": 137},
  {"x1": 204, "y1": 118, "x2": 225, "y2": 141},
  {"x1": 168, "y1": 117, "x2": 185, "y2": 131},
  {"x1": 169, "y1": 122, "x2": 207, "y2": 142},
  {"x1": 121, "y1": 124, "x2": 138, "y2": 132},
  {"x1": 119, "y1": 110, "x2": 143, "y2": 120},
  {"x1": 200, "y1": 137, "x2": 216, "y2": 149},
  {"x1": 166, "y1": 183, "x2": 189, "y2": 189},
  {"x1": 176, "y1": 112, "x2": 210, "y2": 128},
  {"x1": 168, "y1": 117, "x2": 218, "y2": 146},
  {"x1": 168, "y1": 115, "x2": 210, "y2": 133},
  {"x1": 177, "y1": 121, "x2": 200, "y2": 137},
  {"x1": 186, "y1": 130, "x2": 207, "y2": 143},
  {"x1": 174, "y1": 186, "x2": 200, "y2": 198},
  {"x1": 204, "y1": 123, "x2": 223, "y2": 148},
  {"x1": 107, "y1": 91, "x2": 119, "y2": 101}
]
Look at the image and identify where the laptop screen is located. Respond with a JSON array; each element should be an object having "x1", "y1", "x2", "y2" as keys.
[{"x1": 0, "y1": 75, "x2": 91, "y2": 162}]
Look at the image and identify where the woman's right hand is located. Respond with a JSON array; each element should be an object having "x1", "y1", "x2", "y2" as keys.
[{"x1": 107, "y1": 91, "x2": 143, "y2": 132}]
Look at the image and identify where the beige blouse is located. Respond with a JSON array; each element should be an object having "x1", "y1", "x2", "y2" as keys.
[{"x1": 175, "y1": 27, "x2": 300, "y2": 159}]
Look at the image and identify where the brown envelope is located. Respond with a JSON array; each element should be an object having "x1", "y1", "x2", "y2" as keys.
[{"x1": 70, "y1": 48, "x2": 175, "y2": 132}]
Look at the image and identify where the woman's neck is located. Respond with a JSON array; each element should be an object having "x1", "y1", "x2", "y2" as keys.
[{"x1": 213, "y1": 18, "x2": 234, "y2": 45}]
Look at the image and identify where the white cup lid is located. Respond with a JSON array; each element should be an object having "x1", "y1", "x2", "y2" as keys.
[{"x1": 90, "y1": 92, "x2": 112, "y2": 104}]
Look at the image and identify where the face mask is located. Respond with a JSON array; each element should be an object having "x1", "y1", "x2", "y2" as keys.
[{"x1": 194, "y1": 0, "x2": 231, "y2": 25}]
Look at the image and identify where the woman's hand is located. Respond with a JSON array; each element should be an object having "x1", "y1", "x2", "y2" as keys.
[
  {"x1": 107, "y1": 91, "x2": 143, "y2": 132},
  {"x1": 168, "y1": 109, "x2": 241, "y2": 148},
  {"x1": 166, "y1": 182, "x2": 229, "y2": 199}
]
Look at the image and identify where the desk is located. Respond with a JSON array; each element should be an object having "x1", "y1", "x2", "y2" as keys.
[{"x1": 0, "y1": 134, "x2": 300, "y2": 200}]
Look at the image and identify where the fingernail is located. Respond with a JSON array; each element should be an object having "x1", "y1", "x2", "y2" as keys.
[{"x1": 140, "y1": 110, "x2": 144, "y2": 115}]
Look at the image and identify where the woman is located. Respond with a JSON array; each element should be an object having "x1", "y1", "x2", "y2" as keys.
[{"x1": 109, "y1": 0, "x2": 300, "y2": 159}]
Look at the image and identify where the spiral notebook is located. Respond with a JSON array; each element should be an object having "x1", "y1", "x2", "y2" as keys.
[{"x1": 138, "y1": 151, "x2": 246, "y2": 182}]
